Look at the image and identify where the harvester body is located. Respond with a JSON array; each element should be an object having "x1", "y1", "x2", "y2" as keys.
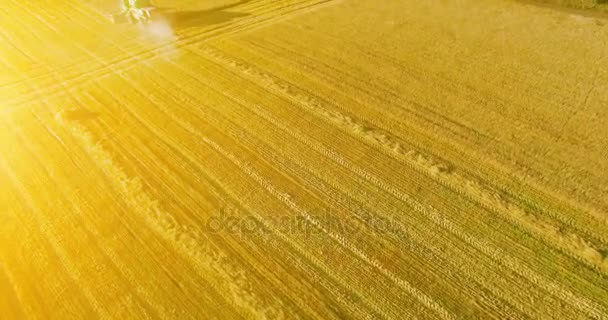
[{"x1": 110, "y1": 0, "x2": 155, "y2": 24}]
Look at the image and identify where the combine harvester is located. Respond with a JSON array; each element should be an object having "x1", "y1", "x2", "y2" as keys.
[{"x1": 110, "y1": 0, "x2": 156, "y2": 24}]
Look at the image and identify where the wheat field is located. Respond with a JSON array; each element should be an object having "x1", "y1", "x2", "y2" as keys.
[{"x1": 1, "y1": 0, "x2": 608, "y2": 318}]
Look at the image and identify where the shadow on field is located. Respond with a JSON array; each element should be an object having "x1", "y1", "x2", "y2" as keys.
[{"x1": 157, "y1": 0, "x2": 253, "y2": 30}]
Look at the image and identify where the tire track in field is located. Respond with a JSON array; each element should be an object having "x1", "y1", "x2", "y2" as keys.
[
  {"x1": 48, "y1": 0, "x2": 331, "y2": 92},
  {"x1": 188, "y1": 44, "x2": 608, "y2": 275},
  {"x1": 0, "y1": 3, "x2": 108, "y2": 116},
  {"x1": 0, "y1": 2, "x2": 138, "y2": 89},
  {"x1": 0, "y1": 0, "x2": 237, "y2": 94},
  {"x1": 1, "y1": 0, "x2": 338, "y2": 110}
]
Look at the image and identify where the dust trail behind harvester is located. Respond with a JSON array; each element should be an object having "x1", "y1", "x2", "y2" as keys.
[{"x1": 137, "y1": 16, "x2": 178, "y2": 58}]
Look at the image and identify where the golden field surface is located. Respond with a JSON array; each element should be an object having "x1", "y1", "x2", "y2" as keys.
[{"x1": 1, "y1": 0, "x2": 608, "y2": 318}]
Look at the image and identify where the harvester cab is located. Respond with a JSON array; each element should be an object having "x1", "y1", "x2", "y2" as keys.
[{"x1": 110, "y1": 0, "x2": 155, "y2": 24}]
